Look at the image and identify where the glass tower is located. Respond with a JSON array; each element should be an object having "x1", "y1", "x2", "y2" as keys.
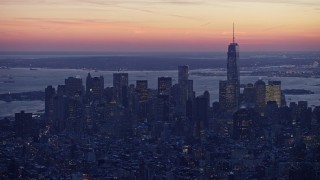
[{"x1": 226, "y1": 24, "x2": 240, "y2": 111}]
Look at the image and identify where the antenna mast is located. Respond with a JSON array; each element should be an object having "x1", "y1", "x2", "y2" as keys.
[{"x1": 233, "y1": 23, "x2": 235, "y2": 43}]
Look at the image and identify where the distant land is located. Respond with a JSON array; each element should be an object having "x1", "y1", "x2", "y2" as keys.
[
  {"x1": 0, "y1": 91, "x2": 44, "y2": 102},
  {"x1": 0, "y1": 51, "x2": 319, "y2": 71},
  {"x1": 282, "y1": 89, "x2": 314, "y2": 95}
]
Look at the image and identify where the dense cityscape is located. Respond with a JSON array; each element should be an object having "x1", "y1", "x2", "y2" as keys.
[{"x1": 0, "y1": 33, "x2": 319, "y2": 180}]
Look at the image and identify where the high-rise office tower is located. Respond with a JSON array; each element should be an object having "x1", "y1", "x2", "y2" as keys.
[
  {"x1": 243, "y1": 83, "x2": 255, "y2": 106},
  {"x1": 86, "y1": 73, "x2": 92, "y2": 95},
  {"x1": 53, "y1": 85, "x2": 67, "y2": 131},
  {"x1": 66, "y1": 98, "x2": 84, "y2": 137},
  {"x1": 45, "y1": 85, "x2": 56, "y2": 121},
  {"x1": 91, "y1": 76, "x2": 104, "y2": 102},
  {"x1": 219, "y1": 80, "x2": 237, "y2": 112},
  {"x1": 15, "y1": 111, "x2": 36, "y2": 138},
  {"x1": 265, "y1": 101, "x2": 279, "y2": 123},
  {"x1": 136, "y1": 80, "x2": 149, "y2": 102},
  {"x1": 188, "y1": 80, "x2": 194, "y2": 100},
  {"x1": 266, "y1": 81, "x2": 281, "y2": 107},
  {"x1": 113, "y1": 73, "x2": 129, "y2": 106},
  {"x1": 254, "y1": 80, "x2": 266, "y2": 115},
  {"x1": 297, "y1": 101, "x2": 311, "y2": 127},
  {"x1": 158, "y1": 77, "x2": 172, "y2": 95},
  {"x1": 186, "y1": 98, "x2": 193, "y2": 121},
  {"x1": 127, "y1": 84, "x2": 136, "y2": 112},
  {"x1": 178, "y1": 65, "x2": 189, "y2": 84},
  {"x1": 220, "y1": 24, "x2": 240, "y2": 112},
  {"x1": 290, "y1": 102, "x2": 298, "y2": 122},
  {"x1": 86, "y1": 73, "x2": 104, "y2": 101},
  {"x1": 313, "y1": 106, "x2": 320, "y2": 124},
  {"x1": 65, "y1": 76, "x2": 83, "y2": 98},
  {"x1": 155, "y1": 95, "x2": 171, "y2": 122},
  {"x1": 57, "y1": 85, "x2": 66, "y2": 96},
  {"x1": 178, "y1": 65, "x2": 189, "y2": 115},
  {"x1": 233, "y1": 108, "x2": 256, "y2": 140},
  {"x1": 86, "y1": 73, "x2": 104, "y2": 102},
  {"x1": 297, "y1": 101, "x2": 308, "y2": 120},
  {"x1": 53, "y1": 94, "x2": 67, "y2": 131},
  {"x1": 193, "y1": 91, "x2": 210, "y2": 137},
  {"x1": 227, "y1": 24, "x2": 240, "y2": 109}
]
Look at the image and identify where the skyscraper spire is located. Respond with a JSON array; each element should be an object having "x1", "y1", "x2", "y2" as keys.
[
  {"x1": 233, "y1": 23, "x2": 235, "y2": 43},
  {"x1": 223, "y1": 22, "x2": 239, "y2": 112}
]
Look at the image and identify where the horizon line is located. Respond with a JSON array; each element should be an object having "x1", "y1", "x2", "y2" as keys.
[{"x1": 1, "y1": 50, "x2": 320, "y2": 54}]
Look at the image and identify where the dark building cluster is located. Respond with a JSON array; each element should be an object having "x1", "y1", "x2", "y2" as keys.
[{"x1": 1, "y1": 35, "x2": 320, "y2": 179}]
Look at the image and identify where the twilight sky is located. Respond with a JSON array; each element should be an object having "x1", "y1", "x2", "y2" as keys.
[{"x1": 0, "y1": 0, "x2": 320, "y2": 52}]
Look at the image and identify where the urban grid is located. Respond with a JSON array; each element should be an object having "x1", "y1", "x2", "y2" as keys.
[{"x1": 1, "y1": 35, "x2": 320, "y2": 179}]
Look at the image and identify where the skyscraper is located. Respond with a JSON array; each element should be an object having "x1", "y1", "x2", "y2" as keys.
[
  {"x1": 266, "y1": 81, "x2": 281, "y2": 107},
  {"x1": 243, "y1": 83, "x2": 255, "y2": 106},
  {"x1": 113, "y1": 73, "x2": 129, "y2": 106},
  {"x1": 178, "y1": 65, "x2": 189, "y2": 115},
  {"x1": 53, "y1": 94, "x2": 67, "y2": 131},
  {"x1": 158, "y1": 77, "x2": 172, "y2": 95},
  {"x1": 265, "y1": 101, "x2": 279, "y2": 122},
  {"x1": 227, "y1": 24, "x2": 240, "y2": 107},
  {"x1": 193, "y1": 91, "x2": 210, "y2": 137},
  {"x1": 155, "y1": 95, "x2": 171, "y2": 122},
  {"x1": 65, "y1": 76, "x2": 83, "y2": 98},
  {"x1": 219, "y1": 80, "x2": 237, "y2": 112},
  {"x1": 90, "y1": 76, "x2": 104, "y2": 102},
  {"x1": 178, "y1": 65, "x2": 189, "y2": 84},
  {"x1": 220, "y1": 24, "x2": 240, "y2": 112},
  {"x1": 254, "y1": 79, "x2": 266, "y2": 115},
  {"x1": 66, "y1": 98, "x2": 84, "y2": 137},
  {"x1": 233, "y1": 108, "x2": 256, "y2": 140},
  {"x1": 188, "y1": 80, "x2": 194, "y2": 100},
  {"x1": 136, "y1": 80, "x2": 149, "y2": 102},
  {"x1": 45, "y1": 85, "x2": 56, "y2": 121},
  {"x1": 86, "y1": 73, "x2": 92, "y2": 95},
  {"x1": 86, "y1": 73, "x2": 104, "y2": 102},
  {"x1": 15, "y1": 111, "x2": 36, "y2": 138},
  {"x1": 53, "y1": 85, "x2": 67, "y2": 131}
]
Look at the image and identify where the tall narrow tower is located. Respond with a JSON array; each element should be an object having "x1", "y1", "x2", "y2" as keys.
[
  {"x1": 227, "y1": 23, "x2": 240, "y2": 109},
  {"x1": 220, "y1": 24, "x2": 240, "y2": 112},
  {"x1": 227, "y1": 23, "x2": 240, "y2": 84}
]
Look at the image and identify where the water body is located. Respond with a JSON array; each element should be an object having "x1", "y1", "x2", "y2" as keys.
[
  {"x1": 1, "y1": 68, "x2": 320, "y2": 117},
  {"x1": 0, "y1": 100, "x2": 44, "y2": 117}
]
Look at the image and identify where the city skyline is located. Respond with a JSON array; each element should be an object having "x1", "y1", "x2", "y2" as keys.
[
  {"x1": 1, "y1": 0, "x2": 320, "y2": 52},
  {"x1": 1, "y1": 30, "x2": 320, "y2": 178},
  {"x1": 1, "y1": 1, "x2": 320, "y2": 178}
]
